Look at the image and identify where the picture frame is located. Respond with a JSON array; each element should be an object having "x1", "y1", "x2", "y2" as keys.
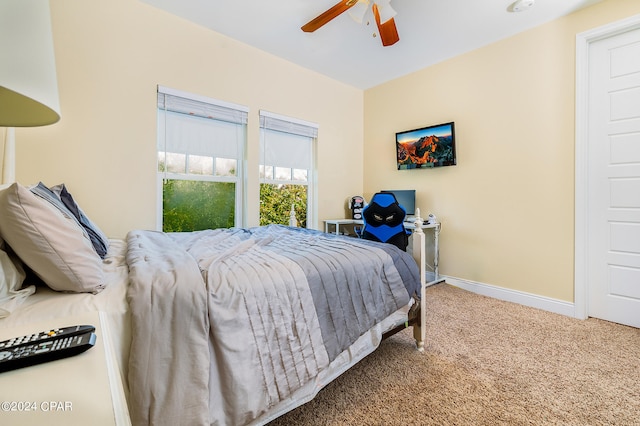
[{"x1": 396, "y1": 121, "x2": 456, "y2": 169}]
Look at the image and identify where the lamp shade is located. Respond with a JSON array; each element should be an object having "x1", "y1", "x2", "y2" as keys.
[{"x1": 0, "y1": 0, "x2": 60, "y2": 127}]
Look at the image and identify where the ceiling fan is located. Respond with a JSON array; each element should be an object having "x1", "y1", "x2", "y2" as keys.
[{"x1": 301, "y1": 0, "x2": 400, "y2": 47}]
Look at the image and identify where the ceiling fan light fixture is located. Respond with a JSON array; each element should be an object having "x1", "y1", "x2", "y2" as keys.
[
  {"x1": 348, "y1": 0, "x2": 369, "y2": 24},
  {"x1": 373, "y1": 0, "x2": 396, "y2": 24},
  {"x1": 301, "y1": 0, "x2": 399, "y2": 46}
]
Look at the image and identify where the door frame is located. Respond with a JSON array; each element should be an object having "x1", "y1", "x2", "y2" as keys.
[{"x1": 574, "y1": 13, "x2": 640, "y2": 320}]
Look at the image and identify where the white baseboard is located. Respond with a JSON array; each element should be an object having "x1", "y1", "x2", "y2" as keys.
[{"x1": 442, "y1": 276, "x2": 576, "y2": 318}]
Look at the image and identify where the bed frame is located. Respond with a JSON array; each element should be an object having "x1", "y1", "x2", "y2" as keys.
[
  {"x1": 383, "y1": 208, "x2": 428, "y2": 351},
  {"x1": 290, "y1": 205, "x2": 428, "y2": 352}
]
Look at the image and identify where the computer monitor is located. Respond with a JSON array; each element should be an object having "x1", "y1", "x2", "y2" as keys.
[{"x1": 380, "y1": 190, "x2": 416, "y2": 216}]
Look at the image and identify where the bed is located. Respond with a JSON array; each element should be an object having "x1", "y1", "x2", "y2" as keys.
[{"x1": 0, "y1": 182, "x2": 428, "y2": 426}]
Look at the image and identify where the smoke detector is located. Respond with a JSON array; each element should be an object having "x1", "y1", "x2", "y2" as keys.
[{"x1": 508, "y1": 0, "x2": 535, "y2": 12}]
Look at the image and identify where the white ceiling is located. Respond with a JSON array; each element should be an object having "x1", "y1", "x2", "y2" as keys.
[{"x1": 140, "y1": 0, "x2": 603, "y2": 90}]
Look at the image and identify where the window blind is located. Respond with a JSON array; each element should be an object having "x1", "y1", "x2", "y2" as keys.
[
  {"x1": 157, "y1": 91, "x2": 248, "y2": 125},
  {"x1": 157, "y1": 88, "x2": 248, "y2": 163},
  {"x1": 259, "y1": 111, "x2": 318, "y2": 170}
]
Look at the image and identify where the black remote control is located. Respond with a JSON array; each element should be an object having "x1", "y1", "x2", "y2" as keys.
[
  {"x1": 0, "y1": 325, "x2": 95, "y2": 350},
  {"x1": 0, "y1": 325, "x2": 97, "y2": 373}
]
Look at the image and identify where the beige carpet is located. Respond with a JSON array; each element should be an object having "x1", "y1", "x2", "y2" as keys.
[{"x1": 268, "y1": 283, "x2": 640, "y2": 425}]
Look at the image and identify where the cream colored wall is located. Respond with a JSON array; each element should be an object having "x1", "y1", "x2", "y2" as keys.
[
  {"x1": 12, "y1": 0, "x2": 640, "y2": 303},
  {"x1": 14, "y1": 0, "x2": 363, "y2": 238},
  {"x1": 364, "y1": 0, "x2": 640, "y2": 302}
]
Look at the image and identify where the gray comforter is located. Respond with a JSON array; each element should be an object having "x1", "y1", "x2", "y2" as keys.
[{"x1": 125, "y1": 225, "x2": 420, "y2": 426}]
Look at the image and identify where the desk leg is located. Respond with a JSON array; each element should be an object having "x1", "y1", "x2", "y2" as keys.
[
  {"x1": 434, "y1": 223, "x2": 439, "y2": 279},
  {"x1": 325, "y1": 223, "x2": 341, "y2": 235},
  {"x1": 427, "y1": 223, "x2": 445, "y2": 287}
]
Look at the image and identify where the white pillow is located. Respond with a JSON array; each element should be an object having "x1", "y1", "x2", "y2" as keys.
[
  {"x1": 0, "y1": 182, "x2": 105, "y2": 293},
  {"x1": 0, "y1": 248, "x2": 35, "y2": 318}
]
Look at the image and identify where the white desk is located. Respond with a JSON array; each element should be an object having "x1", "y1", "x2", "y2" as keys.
[{"x1": 324, "y1": 218, "x2": 445, "y2": 286}]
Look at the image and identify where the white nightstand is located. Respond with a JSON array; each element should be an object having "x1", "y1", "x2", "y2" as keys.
[{"x1": 0, "y1": 311, "x2": 130, "y2": 425}]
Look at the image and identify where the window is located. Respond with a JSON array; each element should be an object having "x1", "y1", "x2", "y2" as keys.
[
  {"x1": 157, "y1": 86, "x2": 248, "y2": 231},
  {"x1": 259, "y1": 111, "x2": 317, "y2": 228}
]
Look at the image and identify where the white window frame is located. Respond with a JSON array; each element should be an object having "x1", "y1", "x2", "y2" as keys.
[
  {"x1": 156, "y1": 85, "x2": 248, "y2": 230},
  {"x1": 259, "y1": 110, "x2": 318, "y2": 228}
]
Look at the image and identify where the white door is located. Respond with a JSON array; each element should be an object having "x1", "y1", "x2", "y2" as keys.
[{"x1": 586, "y1": 27, "x2": 640, "y2": 328}]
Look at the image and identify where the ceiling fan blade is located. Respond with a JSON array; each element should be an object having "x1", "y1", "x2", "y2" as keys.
[
  {"x1": 301, "y1": 0, "x2": 359, "y2": 33},
  {"x1": 373, "y1": 3, "x2": 399, "y2": 46}
]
